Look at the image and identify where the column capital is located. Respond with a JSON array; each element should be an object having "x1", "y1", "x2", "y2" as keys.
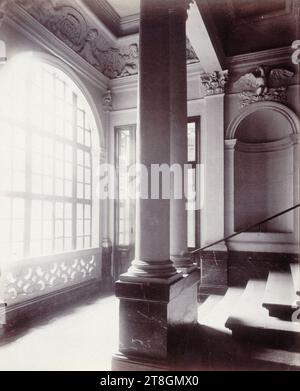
[
  {"x1": 201, "y1": 70, "x2": 229, "y2": 96},
  {"x1": 225, "y1": 139, "x2": 238, "y2": 150}
]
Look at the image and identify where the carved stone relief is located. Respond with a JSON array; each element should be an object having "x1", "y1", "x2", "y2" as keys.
[
  {"x1": 15, "y1": 0, "x2": 199, "y2": 79},
  {"x1": 103, "y1": 88, "x2": 113, "y2": 111},
  {"x1": 235, "y1": 65, "x2": 295, "y2": 108}
]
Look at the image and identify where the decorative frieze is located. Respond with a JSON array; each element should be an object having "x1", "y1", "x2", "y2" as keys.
[
  {"x1": 235, "y1": 65, "x2": 295, "y2": 107},
  {"x1": 15, "y1": 0, "x2": 199, "y2": 79},
  {"x1": 201, "y1": 70, "x2": 228, "y2": 96}
]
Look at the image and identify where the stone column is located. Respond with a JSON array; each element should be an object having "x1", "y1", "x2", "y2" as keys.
[
  {"x1": 113, "y1": 0, "x2": 198, "y2": 368},
  {"x1": 120, "y1": 0, "x2": 186, "y2": 283},
  {"x1": 199, "y1": 71, "x2": 229, "y2": 297},
  {"x1": 169, "y1": 2, "x2": 196, "y2": 274}
]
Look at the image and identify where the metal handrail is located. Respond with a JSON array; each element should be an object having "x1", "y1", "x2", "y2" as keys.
[{"x1": 191, "y1": 203, "x2": 300, "y2": 254}]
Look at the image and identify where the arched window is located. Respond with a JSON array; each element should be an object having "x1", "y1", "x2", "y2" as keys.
[{"x1": 0, "y1": 55, "x2": 100, "y2": 263}]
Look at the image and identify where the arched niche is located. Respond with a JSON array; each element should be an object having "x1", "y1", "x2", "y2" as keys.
[{"x1": 225, "y1": 102, "x2": 300, "y2": 252}]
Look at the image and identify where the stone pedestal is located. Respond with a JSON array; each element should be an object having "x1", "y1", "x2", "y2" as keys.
[{"x1": 114, "y1": 270, "x2": 199, "y2": 366}]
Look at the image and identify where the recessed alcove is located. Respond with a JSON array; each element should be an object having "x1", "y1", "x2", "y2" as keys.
[
  {"x1": 233, "y1": 106, "x2": 295, "y2": 233},
  {"x1": 234, "y1": 109, "x2": 292, "y2": 144}
]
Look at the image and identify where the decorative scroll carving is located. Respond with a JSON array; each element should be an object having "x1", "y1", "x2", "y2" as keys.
[
  {"x1": 16, "y1": 0, "x2": 199, "y2": 79},
  {"x1": 16, "y1": 0, "x2": 138, "y2": 79},
  {"x1": 201, "y1": 70, "x2": 228, "y2": 95},
  {"x1": 235, "y1": 65, "x2": 295, "y2": 107},
  {"x1": 0, "y1": 249, "x2": 100, "y2": 304},
  {"x1": 103, "y1": 88, "x2": 112, "y2": 111}
]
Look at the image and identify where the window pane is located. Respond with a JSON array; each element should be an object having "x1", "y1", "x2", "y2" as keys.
[
  {"x1": 0, "y1": 59, "x2": 95, "y2": 261},
  {"x1": 116, "y1": 127, "x2": 135, "y2": 246},
  {"x1": 188, "y1": 122, "x2": 196, "y2": 162}
]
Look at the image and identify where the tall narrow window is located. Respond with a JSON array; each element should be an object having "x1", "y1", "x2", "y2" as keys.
[
  {"x1": 115, "y1": 125, "x2": 136, "y2": 247},
  {"x1": 0, "y1": 56, "x2": 98, "y2": 263},
  {"x1": 187, "y1": 118, "x2": 200, "y2": 249}
]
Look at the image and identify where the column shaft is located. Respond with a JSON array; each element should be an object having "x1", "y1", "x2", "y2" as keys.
[{"x1": 169, "y1": 6, "x2": 195, "y2": 273}]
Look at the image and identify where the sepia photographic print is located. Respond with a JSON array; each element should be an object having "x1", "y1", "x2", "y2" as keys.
[{"x1": 0, "y1": 0, "x2": 299, "y2": 379}]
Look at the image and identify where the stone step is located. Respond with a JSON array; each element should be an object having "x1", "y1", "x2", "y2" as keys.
[
  {"x1": 251, "y1": 347, "x2": 300, "y2": 370},
  {"x1": 262, "y1": 271, "x2": 298, "y2": 320},
  {"x1": 290, "y1": 263, "x2": 300, "y2": 297},
  {"x1": 225, "y1": 280, "x2": 300, "y2": 352},
  {"x1": 197, "y1": 294, "x2": 223, "y2": 321},
  {"x1": 198, "y1": 287, "x2": 244, "y2": 334}
]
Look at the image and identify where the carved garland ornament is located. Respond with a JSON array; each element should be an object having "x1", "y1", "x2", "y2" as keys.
[{"x1": 15, "y1": 0, "x2": 199, "y2": 79}]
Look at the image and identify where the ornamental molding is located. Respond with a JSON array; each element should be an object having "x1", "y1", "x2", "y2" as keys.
[
  {"x1": 13, "y1": 0, "x2": 199, "y2": 80},
  {"x1": 201, "y1": 70, "x2": 228, "y2": 96},
  {"x1": 226, "y1": 46, "x2": 293, "y2": 70}
]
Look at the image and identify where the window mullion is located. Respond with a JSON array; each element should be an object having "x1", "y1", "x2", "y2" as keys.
[
  {"x1": 72, "y1": 92, "x2": 77, "y2": 250},
  {"x1": 24, "y1": 68, "x2": 32, "y2": 258}
]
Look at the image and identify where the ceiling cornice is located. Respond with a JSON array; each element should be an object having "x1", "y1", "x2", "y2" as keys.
[
  {"x1": 226, "y1": 46, "x2": 294, "y2": 69},
  {"x1": 82, "y1": 0, "x2": 139, "y2": 37}
]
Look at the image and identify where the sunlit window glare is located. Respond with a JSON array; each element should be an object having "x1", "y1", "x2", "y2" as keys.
[{"x1": 0, "y1": 54, "x2": 96, "y2": 263}]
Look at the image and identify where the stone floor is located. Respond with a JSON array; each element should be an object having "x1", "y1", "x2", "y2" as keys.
[
  {"x1": 0, "y1": 293, "x2": 119, "y2": 371},
  {"x1": 0, "y1": 291, "x2": 298, "y2": 371}
]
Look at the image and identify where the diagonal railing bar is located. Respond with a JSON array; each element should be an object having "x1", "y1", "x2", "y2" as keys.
[{"x1": 191, "y1": 203, "x2": 300, "y2": 254}]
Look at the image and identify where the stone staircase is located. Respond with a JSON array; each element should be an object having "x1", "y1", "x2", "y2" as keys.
[{"x1": 198, "y1": 263, "x2": 300, "y2": 370}]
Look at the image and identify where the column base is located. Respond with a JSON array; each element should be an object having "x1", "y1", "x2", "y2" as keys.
[
  {"x1": 119, "y1": 271, "x2": 182, "y2": 285},
  {"x1": 115, "y1": 270, "x2": 199, "y2": 361},
  {"x1": 170, "y1": 254, "x2": 198, "y2": 275},
  {"x1": 179, "y1": 264, "x2": 198, "y2": 275}
]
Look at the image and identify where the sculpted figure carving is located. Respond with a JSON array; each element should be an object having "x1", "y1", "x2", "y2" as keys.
[{"x1": 235, "y1": 65, "x2": 295, "y2": 107}]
